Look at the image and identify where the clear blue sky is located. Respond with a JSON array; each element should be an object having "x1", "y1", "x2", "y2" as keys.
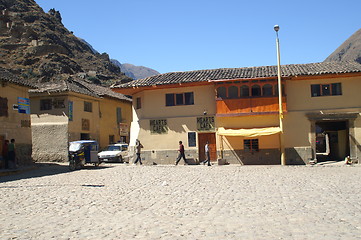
[{"x1": 35, "y1": 0, "x2": 361, "y2": 74}]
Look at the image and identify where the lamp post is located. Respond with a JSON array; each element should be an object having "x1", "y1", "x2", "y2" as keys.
[{"x1": 274, "y1": 25, "x2": 286, "y2": 165}]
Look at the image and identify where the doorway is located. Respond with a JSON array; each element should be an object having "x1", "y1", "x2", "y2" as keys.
[
  {"x1": 315, "y1": 120, "x2": 349, "y2": 162},
  {"x1": 0, "y1": 135, "x2": 4, "y2": 158},
  {"x1": 81, "y1": 133, "x2": 90, "y2": 140},
  {"x1": 198, "y1": 133, "x2": 216, "y2": 162}
]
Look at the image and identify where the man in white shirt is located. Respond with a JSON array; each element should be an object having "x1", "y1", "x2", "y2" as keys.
[{"x1": 203, "y1": 141, "x2": 211, "y2": 166}]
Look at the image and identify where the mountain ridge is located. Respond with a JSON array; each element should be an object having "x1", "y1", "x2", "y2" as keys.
[
  {"x1": 0, "y1": 0, "x2": 135, "y2": 86},
  {"x1": 111, "y1": 60, "x2": 160, "y2": 80},
  {"x1": 324, "y1": 28, "x2": 361, "y2": 64}
]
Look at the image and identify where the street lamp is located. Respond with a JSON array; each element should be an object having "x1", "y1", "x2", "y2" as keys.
[{"x1": 274, "y1": 25, "x2": 286, "y2": 165}]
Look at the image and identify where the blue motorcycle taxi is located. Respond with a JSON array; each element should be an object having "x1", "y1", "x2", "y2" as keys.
[{"x1": 68, "y1": 140, "x2": 101, "y2": 170}]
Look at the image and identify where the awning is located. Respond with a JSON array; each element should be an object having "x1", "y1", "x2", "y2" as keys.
[{"x1": 217, "y1": 127, "x2": 281, "y2": 137}]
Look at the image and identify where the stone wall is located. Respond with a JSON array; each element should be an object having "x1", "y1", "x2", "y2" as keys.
[
  {"x1": 220, "y1": 149, "x2": 281, "y2": 165},
  {"x1": 131, "y1": 148, "x2": 313, "y2": 165},
  {"x1": 31, "y1": 123, "x2": 68, "y2": 162}
]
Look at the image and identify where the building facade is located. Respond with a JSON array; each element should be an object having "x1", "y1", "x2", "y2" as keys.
[
  {"x1": 112, "y1": 62, "x2": 361, "y2": 165},
  {"x1": 0, "y1": 68, "x2": 34, "y2": 165},
  {"x1": 30, "y1": 77, "x2": 132, "y2": 162}
]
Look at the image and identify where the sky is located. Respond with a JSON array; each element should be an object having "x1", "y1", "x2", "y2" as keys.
[{"x1": 35, "y1": 0, "x2": 361, "y2": 74}]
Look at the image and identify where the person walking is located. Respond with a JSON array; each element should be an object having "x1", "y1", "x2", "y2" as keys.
[
  {"x1": 175, "y1": 141, "x2": 188, "y2": 165},
  {"x1": 8, "y1": 139, "x2": 16, "y2": 169},
  {"x1": 203, "y1": 141, "x2": 211, "y2": 166},
  {"x1": 2, "y1": 140, "x2": 9, "y2": 169},
  {"x1": 134, "y1": 139, "x2": 143, "y2": 165}
]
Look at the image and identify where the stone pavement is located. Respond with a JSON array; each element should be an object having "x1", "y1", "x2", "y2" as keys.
[{"x1": 1, "y1": 163, "x2": 361, "y2": 239}]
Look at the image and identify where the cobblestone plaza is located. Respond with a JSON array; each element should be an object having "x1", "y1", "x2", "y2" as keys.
[{"x1": 1, "y1": 163, "x2": 361, "y2": 239}]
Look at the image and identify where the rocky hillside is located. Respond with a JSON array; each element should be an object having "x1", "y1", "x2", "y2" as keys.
[
  {"x1": 111, "y1": 60, "x2": 160, "y2": 80},
  {"x1": 324, "y1": 28, "x2": 361, "y2": 63},
  {"x1": 0, "y1": 0, "x2": 132, "y2": 86},
  {"x1": 77, "y1": 40, "x2": 160, "y2": 80}
]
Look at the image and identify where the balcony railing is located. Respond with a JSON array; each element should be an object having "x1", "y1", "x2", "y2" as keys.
[{"x1": 216, "y1": 97, "x2": 287, "y2": 116}]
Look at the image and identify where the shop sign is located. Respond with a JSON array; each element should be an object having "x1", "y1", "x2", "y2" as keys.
[
  {"x1": 197, "y1": 116, "x2": 215, "y2": 131},
  {"x1": 150, "y1": 119, "x2": 168, "y2": 134},
  {"x1": 68, "y1": 101, "x2": 73, "y2": 121},
  {"x1": 17, "y1": 97, "x2": 30, "y2": 114},
  {"x1": 119, "y1": 123, "x2": 129, "y2": 135},
  {"x1": 82, "y1": 118, "x2": 90, "y2": 131}
]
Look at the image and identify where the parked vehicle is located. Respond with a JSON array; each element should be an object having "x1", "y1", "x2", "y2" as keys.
[
  {"x1": 68, "y1": 140, "x2": 101, "y2": 170},
  {"x1": 98, "y1": 143, "x2": 129, "y2": 163}
]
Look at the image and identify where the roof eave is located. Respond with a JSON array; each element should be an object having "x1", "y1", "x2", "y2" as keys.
[{"x1": 112, "y1": 81, "x2": 212, "y2": 95}]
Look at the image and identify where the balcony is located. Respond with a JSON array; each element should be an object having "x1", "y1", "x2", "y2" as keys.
[{"x1": 216, "y1": 97, "x2": 287, "y2": 116}]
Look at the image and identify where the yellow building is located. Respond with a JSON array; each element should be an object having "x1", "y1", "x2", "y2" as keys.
[
  {"x1": 30, "y1": 76, "x2": 132, "y2": 162},
  {"x1": 112, "y1": 61, "x2": 361, "y2": 165},
  {"x1": 0, "y1": 68, "x2": 34, "y2": 165}
]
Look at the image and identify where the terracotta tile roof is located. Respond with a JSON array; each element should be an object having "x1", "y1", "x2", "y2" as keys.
[
  {"x1": 113, "y1": 61, "x2": 361, "y2": 88},
  {"x1": 0, "y1": 68, "x2": 36, "y2": 88},
  {"x1": 30, "y1": 77, "x2": 131, "y2": 102},
  {"x1": 78, "y1": 79, "x2": 132, "y2": 101}
]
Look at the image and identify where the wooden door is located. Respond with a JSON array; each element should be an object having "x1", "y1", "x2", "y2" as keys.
[{"x1": 198, "y1": 133, "x2": 217, "y2": 162}]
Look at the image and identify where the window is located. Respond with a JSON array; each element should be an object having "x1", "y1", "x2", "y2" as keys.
[
  {"x1": 240, "y1": 85, "x2": 249, "y2": 97},
  {"x1": 251, "y1": 85, "x2": 261, "y2": 96},
  {"x1": 109, "y1": 135, "x2": 115, "y2": 144},
  {"x1": 136, "y1": 97, "x2": 141, "y2": 109},
  {"x1": 176, "y1": 93, "x2": 184, "y2": 105},
  {"x1": 228, "y1": 86, "x2": 238, "y2": 99},
  {"x1": 166, "y1": 92, "x2": 194, "y2": 106},
  {"x1": 216, "y1": 81, "x2": 283, "y2": 99},
  {"x1": 262, "y1": 84, "x2": 273, "y2": 96},
  {"x1": 53, "y1": 98, "x2": 65, "y2": 109},
  {"x1": 311, "y1": 83, "x2": 342, "y2": 97},
  {"x1": 322, "y1": 84, "x2": 331, "y2": 96},
  {"x1": 116, "y1": 107, "x2": 122, "y2": 124},
  {"x1": 166, "y1": 94, "x2": 175, "y2": 106},
  {"x1": 331, "y1": 83, "x2": 342, "y2": 95},
  {"x1": 244, "y1": 139, "x2": 259, "y2": 152},
  {"x1": 184, "y1": 92, "x2": 194, "y2": 105},
  {"x1": 40, "y1": 99, "x2": 52, "y2": 111},
  {"x1": 311, "y1": 85, "x2": 321, "y2": 97},
  {"x1": 188, "y1": 132, "x2": 196, "y2": 147},
  {"x1": 0, "y1": 97, "x2": 8, "y2": 117},
  {"x1": 217, "y1": 87, "x2": 227, "y2": 98},
  {"x1": 84, "y1": 101, "x2": 92, "y2": 112}
]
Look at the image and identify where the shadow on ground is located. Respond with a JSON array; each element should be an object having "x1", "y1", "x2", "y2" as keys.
[{"x1": 0, "y1": 163, "x2": 112, "y2": 183}]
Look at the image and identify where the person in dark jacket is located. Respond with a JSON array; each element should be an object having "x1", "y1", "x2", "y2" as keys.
[
  {"x1": 2, "y1": 140, "x2": 9, "y2": 169},
  {"x1": 8, "y1": 139, "x2": 16, "y2": 169},
  {"x1": 175, "y1": 141, "x2": 188, "y2": 165},
  {"x1": 134, "y1": 139, "x2": 143, "y2": 165}
]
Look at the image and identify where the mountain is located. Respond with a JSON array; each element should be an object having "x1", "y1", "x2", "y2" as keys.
[
  {"x1": 111, "y1": 60, "x2": 160, "y2": 80},
  {"x1": 0, "y1": 0, "x2": 132, "y2": 86},
  {"x1": 324, "y1": 28, "x2": 361, "y2": 63}
]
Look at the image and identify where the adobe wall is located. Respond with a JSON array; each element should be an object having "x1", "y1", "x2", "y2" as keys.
[
  {"x1": 0, "y1": 83, "x2": 33, "y2": 165},
  {"x1": 31, "y1": 121, "x2": 68, "y2": 162}
]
